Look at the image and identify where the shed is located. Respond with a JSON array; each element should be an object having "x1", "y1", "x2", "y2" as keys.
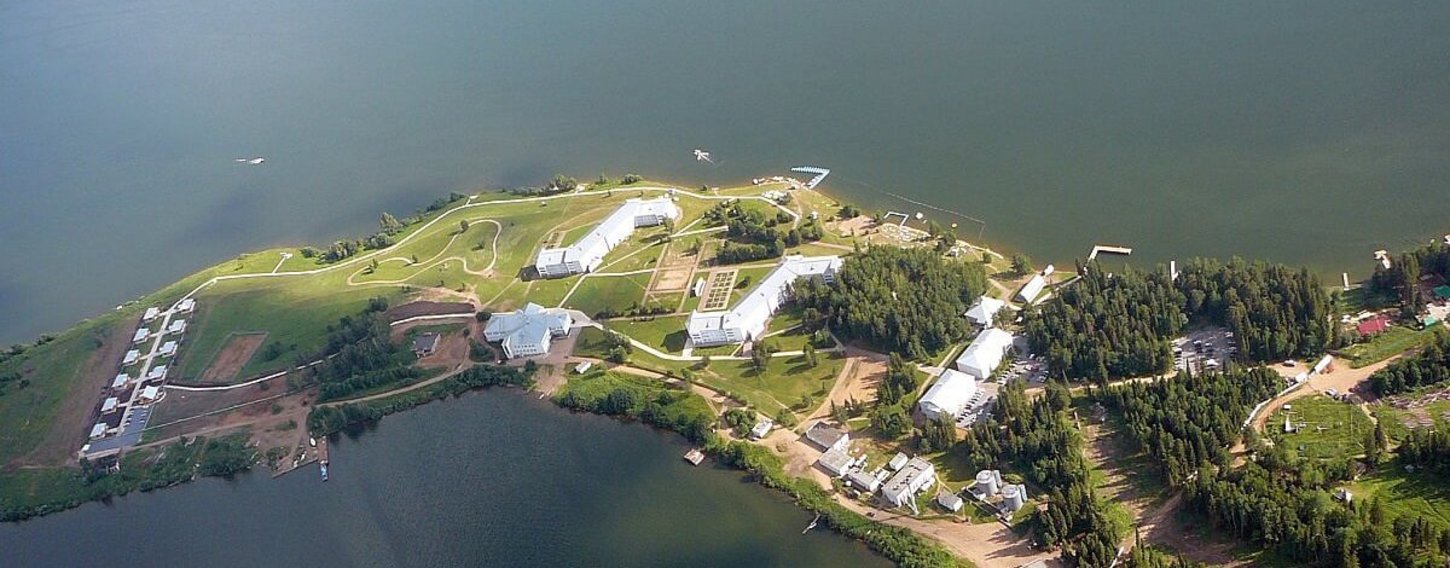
[
  {"x1": 112, "y1": 373, "x2": 131, "y2": 389},
  {"x1": 1357, "y1": 315, "x2": 1390, "y2": 337},
  {"x1": 804, "y1": 422, "x2": 850, "y2": 453},
  {"x1": 574, "y1": 361, "x2": 593, "y2": 374},
  {"x1": 89, "y1": 423, "x2": 108, "y2": 439},
  {"x1": 159, "y1": 341, "x2": 178, "y2": 357},
  {"x1": 817, "y1": 447, "x2": 854, "y2": 477},
  {"x1": 937, "y1": 490, "x2": 965, "y2": 512},
  {"x1": 123, "y1": 350, "x2": 140, "y2": 365},
  {"x1": 147, "y1": 365, "x2": 168, "y2": 381},
  {"x1": 142, "y1": 307, "x2": 161, "y2": 322},
  {"x1": 177, "y1": 298, "x2": 196, "y2": 313},
  {"x1": 140, "y1": 385, "x2": 161, "y2": 403},
  {"x1": 168, "y1": 319, "x2": 187, "y2": 335},
  {"x1": 132, "y1": 328, "x2": 150, "y2": 344},
  {"x1": 749, "y1": 417, "x2": 774, "y2": 440},
  {"x1": 412, "y1": 332, "x2": 441, "y2": 356},
  {"x1": 887, "y1": 452, "x2": 910, "y2": 471},
  {"x1": 101, "y1": 397, "x2": 119, "y2": 413}
]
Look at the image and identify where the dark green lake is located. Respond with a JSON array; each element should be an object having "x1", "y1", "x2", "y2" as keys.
[
  {"x1": 3, "y1": 0, "x2": 1449, "y2": 343},
  {"x1": 0, "y1": 390, "x2": 889, "y2": 567}
]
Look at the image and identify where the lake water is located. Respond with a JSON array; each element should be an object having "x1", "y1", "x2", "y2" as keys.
[
  {"x1": 2, "y1": 1, "x2": 1449, "y2": 344},
  {"x1": 0, "y1": 390, "x2": 889, "y2": 567}
]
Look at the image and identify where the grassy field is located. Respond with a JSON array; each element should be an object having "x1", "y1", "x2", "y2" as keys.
[
  {"x1": 0, "y1": 321, "x2": 113, "y2": 465},
  {"x1": 1268, "y1": 394, "x2": 1373, "y2": 461},
  {"x1": 1352, "y1": 466, "x2": 1450, "y2": 529},
  {"x1": 564, "y1": 273, "x2": 652, "y2": 317},
  {"x1": 1341, "y1": 326, "x2": 1439, "y2": 368},
  {"x1": 605, "y1": 315, "x2": 689, "y2": 353}
]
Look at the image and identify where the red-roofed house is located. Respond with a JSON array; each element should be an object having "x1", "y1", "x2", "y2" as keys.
[{"x1": 1357, "y1": 315, "x2": 1390, "y2": 337}]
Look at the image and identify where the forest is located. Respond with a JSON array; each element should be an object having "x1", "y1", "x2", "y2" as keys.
[
  {"x1": 1099, "y1": 367, "x2": 1282, "y2": 486},
  {"x1": 1024, "y1": 258, "x2": 1335, "y2": 382},
  {"x1": 1100, "y1": 366, "x2": 1447, "y2": 566},
  {"x1": 1368, "y1": 329, "x2": 1450, "y2": 396},
  {"x1": 953, "y1": 380, "x2": 1122, "y2": 566},
  {"x1": 793, "y1": 246, "x2": 987, "y2": 360}
]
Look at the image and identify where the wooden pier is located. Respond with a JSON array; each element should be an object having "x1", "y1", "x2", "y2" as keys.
[
  {"x1": 683, "y1": 448, "x2": 705, "y2": 466},
  {"x1": 1087, "y1": 244, "x2": 1133, "y2": 261}
]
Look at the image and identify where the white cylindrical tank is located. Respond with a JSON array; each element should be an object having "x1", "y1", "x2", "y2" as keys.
[
  {"x1": 1002, "y1": 484, "x2": 1026, "y2": 512},
  {"x1": 975, "y1": 470, "x2": 1000, "y2": 496}
]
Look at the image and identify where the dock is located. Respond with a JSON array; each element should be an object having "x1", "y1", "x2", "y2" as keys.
[
  {"x1": 683, "y1": 448, "x2": 705, "y2": 466},
  {"x1": 790, "y1": 166, "x2": 831, "y2": 189},
  {"x1": 319, "y1": 437, "x2": 330, "y2": 482},
  {"x1": 1087, "y1": 244, "x2": 1133, "y2": 261}
]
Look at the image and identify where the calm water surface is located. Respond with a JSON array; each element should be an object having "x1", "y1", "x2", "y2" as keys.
[
  {"x1": 2, "y1": 1, "x2": 1449, "y2": 343},
  {"x1": 0, "y1": 390, "x2": 890, "y2": 567}
]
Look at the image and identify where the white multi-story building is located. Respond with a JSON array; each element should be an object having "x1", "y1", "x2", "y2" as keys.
[
  {"x1": 955, "y1": 327, "x2": 1014, "y2": 379},
  {"x1": 534, "y1": 197, "x2": 680, "y2": 278},
  {"x1": 917, "y1": 368, "x2": 978, "y2": 421},
  {"x1": 484, "y1": 303, "x2": 574, "y2": 358},
  {"x1": 685, "y1": 255, "x2": 841, "y2": 347}
]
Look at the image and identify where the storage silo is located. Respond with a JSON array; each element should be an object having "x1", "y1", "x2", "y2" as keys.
[
  {"x1": 1002, "y1": 484, "x2": 1027, "y2": 512},
  {"x1": 975, "y1": 470, "x2": 1001, "y2": 496}
]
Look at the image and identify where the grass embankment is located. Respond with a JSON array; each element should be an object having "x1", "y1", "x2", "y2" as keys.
[
  {"x1": 552, "y1": 371, "x2": 968, "y2": 568},
  {"x1": 307, "y1": 364, "x2": 533, "y2": 436},
  {"x1": 0, "y1": 434, "x2": 256, "y2": 522},
  {"x1": 1341, "y1": 326, "x2": 1440, "y2": 368},
  {"x1": 1352, "y1": 466, "x2": 1450, "y2": 529}
]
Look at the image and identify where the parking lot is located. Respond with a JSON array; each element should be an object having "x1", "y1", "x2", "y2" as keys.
[
  {"x1": 954, "y1": 381, "x2": 1000, "y2": 427},
  {"x1": 1000, "y1": 356, "x2": 1049, "y2": 384},
  {"x1": 1173, "y1": 327, "x2": 1236, "y2": 374}
]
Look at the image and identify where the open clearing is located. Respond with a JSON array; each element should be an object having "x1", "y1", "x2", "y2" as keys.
[{"x1": 198, "y1": 333, "x2": 267, "y2": 384}]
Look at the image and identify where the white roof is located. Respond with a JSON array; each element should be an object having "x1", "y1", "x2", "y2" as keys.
[
  {"x1": 888, "y1": 452, "x2": 909, "y2": 471},
  {"x1": 1018, "y1": 274, "x2": 1047, "y2": 302},
  {"x1": 141, "y1": 385, "x2": 160, "y2": 400},
  {"x1": 123, "y1": 350, "x2": 140, "y2": 364},
  {"x1": 177, "y1": 298, "x2": 195, "y2": 311},
  {"x1": 133, "y1": 328, "x2": 149, "y2": 342},
  {"x1": 687, "y1": 255, "x2": 841, "y2": 342},
  {"x1": 955, "y1": 328, "x2": 1014, "y2": 378},
  {"x1": 535, "y1": 197, "x2": 679, "y2": 271},
  {"x1": 937, "y1": 491, "x2": 964, "y2": 510},
  {"x1": 143, "y1": 307, "x2": 160, "y2": 320},
  {"x1": 749, "y1": 418, "x2": 773, "y2": 439},
  {"x1": 101, "y1": 397, "x2": 119, "y2": 412},
  {"x1": 817, "y1": 447, "x2": 854, "y2": 476},
  {"x1": 169, "y1": 319, "x2": 187, "y2": 333},
  {"x1": 918, "y1": 369, "x2": 978, "y2": 419},
  {"x1": 159, "y1": 341, "x2": 178, "y2": 355},
  {"x1": 846, "y1": 469, "x2": 881, "y2": 492},
  {"x1": 881, "y1": 457, "x2": 936, "y2": 504},
  {"x1": 90, "y1": 423, "x2": 108, "y2": 438},
  {"x1": 112, "y1": 374, "x2": 130, "y2": 388},
  {"x1": 486, "y1": 303, "x2": 571, "y2": 338},
  {"x1": 965, "y1": 297, "x2": 1005, "y2": 326},
  {"x1": 147, "y1": 365, "x2": 168, "y2": 380}
]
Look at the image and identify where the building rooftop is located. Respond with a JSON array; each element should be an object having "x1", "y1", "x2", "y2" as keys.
[
  {"x1": 687, "y1": 255, "x2": 841, "y2": 342},
  {"x1": 535, "y1": 197, "x2": 679, "y2": 273},
  {"x1": 413, "y1": 332, "x2": 440, "y2": 353},
  {"x1": 918, "y1": 369, "x2": 978, "y2": 419},
  {"x1": 804, "y1": 422, "x2": 849, "y2": 450},
  {"x1": 965, "y1": 297, "x2": 1005, "y2": 326}
]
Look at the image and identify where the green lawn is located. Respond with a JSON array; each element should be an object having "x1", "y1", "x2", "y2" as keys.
[
  {"x1": 1269, "y1": 395, "x2": 1373, "y2": 461},
  {"x1": 605, "y1": 315, "x2": 690, "y2": 353},
  {"x1": 1341, "y1": 326, "x2": 1439, "y2": 368},
  {"x1": 0, "y1": 321, "x2": 114, "y2": 465},
  {"x1": 564, "y1": 273, "x2": 651, "y2": 317}
]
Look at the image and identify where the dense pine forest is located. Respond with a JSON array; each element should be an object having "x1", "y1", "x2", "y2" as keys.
[
  {"x1": 1024, "y1": 258, "x2": 1336, "y2": 382},
  {"x1": 1368, "y1": 330, "x2": 1450, "y2": 396},
  {"x1": 793, "y1": 246, "x2": 987, "y2": 359},
  {"x1": 954, "y1": 381, "x2": 1122, "y2": 566}
]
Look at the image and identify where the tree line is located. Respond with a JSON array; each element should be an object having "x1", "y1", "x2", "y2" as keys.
[
  {"x1": 794, "y1": 246, "x2": 988, "y2": 360},
  {"x1": 1368, "y1": 329, "x2": 1450, "y2": 396},
  {"x1": 1024, "y1": 258, "x2": 1336, "y2": 382},
  {"x1": 1099, "y1": 365, "x2": 1450, "y2": 566}
]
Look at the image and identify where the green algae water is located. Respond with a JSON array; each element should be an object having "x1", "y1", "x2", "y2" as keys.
[{"x1": 0, "y1": 390, "x2": 890, "y2": 567}]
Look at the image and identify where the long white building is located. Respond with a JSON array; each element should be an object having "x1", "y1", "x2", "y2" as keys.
[
  {"x1": 917, "y1": 369, "x2": 978, "y2": 421},
  {"x1": 685, "y1": 255, "x2": 842, "y2": 347},
  {"x1": 484, "y1": 303, "x2": 574, "y2": 358},
  {"x1": 534, "y1": 197, "x2": 680, "y2": 278},
  {"x1": 955, "y1": 327, "x2": 1014, "y2": 379}
]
